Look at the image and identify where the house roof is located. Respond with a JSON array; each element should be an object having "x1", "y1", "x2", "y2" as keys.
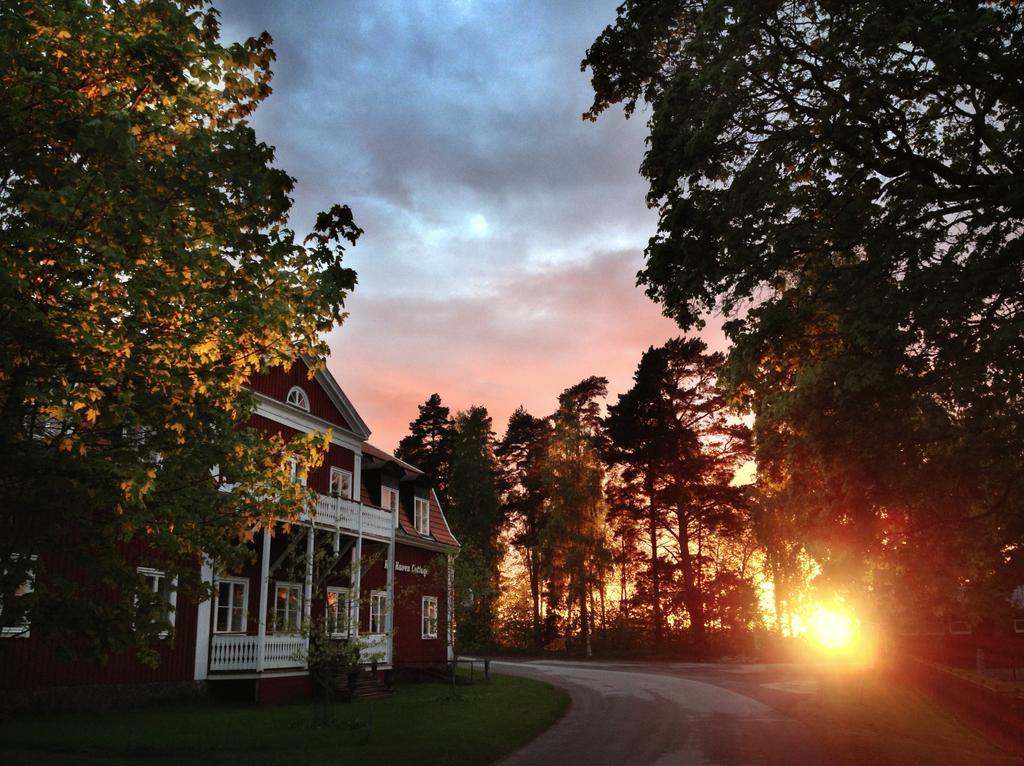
[
  {"x1": 304, "y1": 355, "x2": 371, "y2": 440},
  {"x1": 361, "y1": 442, "x2": 423, "y2": 478},
  {"x1": 361, "y1": 443, "x2": 459, "y2": 549}
]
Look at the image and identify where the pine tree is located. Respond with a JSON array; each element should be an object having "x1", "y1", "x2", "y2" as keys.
[
  {"x1": 395, "y1": 393, "x2": 453, "y2": 508},
  {"x1": 544, "y1": 377, "x2": 609, "y2": 658},
  {"x1": 447, "y1": 406, "x2": 502, "y2": 651},
  {"x1": 497, "y1": 407, "x2": 552, "y2": 651},
  {"x1": 606, "y1": 340, "x2": 752, "y2": 651}
]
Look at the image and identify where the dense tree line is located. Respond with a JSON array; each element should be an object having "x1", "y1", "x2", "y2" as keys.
[{"x1": 397, "y1": 339, "x2": 766, "y2": 656}]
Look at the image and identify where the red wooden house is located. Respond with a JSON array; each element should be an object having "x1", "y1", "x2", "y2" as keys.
[{"x1": 1, "y1": 358, "x2": 459, "y2": 708}]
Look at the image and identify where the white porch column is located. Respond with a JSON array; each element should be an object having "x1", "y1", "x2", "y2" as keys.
[
  {"x1": 386, "y1": 521, "x2": 396, "y2": 665},
  {"x1": 256, "y1": 524, "x2": 272, "y2": 672},
  {"x1": 193, "y1": 556, "x2": 214, "y2": 680},
  {"x1": 352, "y1": 451, "x2": 362, "y2": 501},
  {"x1": 352, "y1": 517, "x2": 362, "y2": 640},
  {"x1": 303, "y1": 526, "x2": 314, "y2": 631}
]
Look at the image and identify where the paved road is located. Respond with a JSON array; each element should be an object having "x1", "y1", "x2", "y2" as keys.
[{"x1": 492, "y1": 659, "x2": 826, "y2": 766}]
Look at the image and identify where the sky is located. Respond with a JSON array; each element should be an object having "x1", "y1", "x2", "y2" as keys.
[{"x1": 217, "y1": 0, "x2": 725, "y2": 452}]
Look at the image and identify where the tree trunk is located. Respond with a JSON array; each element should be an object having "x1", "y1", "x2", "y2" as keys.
[
  {"x1": 677, "y1": 512, "x2": 705, "y2": 652},
  {"x1": 529, "y1": 546, "x2": 542, "y2": 651},
  {"x1": 579, "y1": 574, "x2": 592, "y2": 658},
  {"x1": 619, "y1": 537, "x2": 628, "y2": 614},
  {"x1": 646, "y1": 474, "x2": 662, "y2": 650}
]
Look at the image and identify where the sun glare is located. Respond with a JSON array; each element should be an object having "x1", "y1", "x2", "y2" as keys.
[{"x1": 808, "y1": 606, "x2": 856, "y2": 651}]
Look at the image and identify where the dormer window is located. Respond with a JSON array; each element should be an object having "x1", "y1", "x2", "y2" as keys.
[
  {"x1": 414, "y1": 496, "x2": 430, "y2": 536},
  {"x1": 381, "y1": 487, "x2": 399, "y2": 512},
  {"x1": 286, "y1": 386, "x2": 310, "y2": 411}
]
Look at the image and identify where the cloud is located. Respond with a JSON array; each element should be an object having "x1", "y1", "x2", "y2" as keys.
[
  {"x1": 328, "y1": 250, "x2": 726, "y2": 450},
  {"x1": 212, "y1": 1, "x2": 726, "y2": 452}
]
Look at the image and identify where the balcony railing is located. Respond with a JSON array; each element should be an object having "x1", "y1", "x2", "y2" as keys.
[
  {"x1": 209, "y1": 634, "x2": 308, "y2": 672},
  {"x1": 311, "y1": 495, "x2": 393, "y2": 541}
]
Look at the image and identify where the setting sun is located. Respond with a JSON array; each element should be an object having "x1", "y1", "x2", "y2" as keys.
[{"x1": 808, "y1": 606, "x2": 857, "y2": 652}]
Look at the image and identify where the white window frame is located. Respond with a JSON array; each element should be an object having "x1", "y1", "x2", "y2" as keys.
[
  {"x1": 414, "y1": 496, "x2": 430, "y2": 536},
  {"x1": 137, "y1": 566, "x2": 177, "y2": 636},
  {"x1": 1, "y1": 554, "x2": 36, "y2": 638},
  {"x1": 369, "y1": 590, "x2": 387, "y2": 635},
  {"x1": 381, "y1": 486, "x2": 399, "y2": 512},
  {"x1": 273, "y1": 581, "x2": 303, "y2": 633},
  {"x1": 1014, "y1": 619, "x2": 1024, "y2": 634},
  {"x1": 288, "y1": 458, "x2": 307, "y2": 487},
  {"x1": 213, "y1": 576, "x2": 249, "y2": 634},
  {"x1": 326, "y1": 586, "x2": 351, "y2": 638},
  {"x1": 329, "y1": 467, "x2": 353, "y2": 499},
  {"x1": 422, "y1": 595, "x2": 438, "y2": 639},
  {"x1": 286, "y1": 386, "x2": 310, "y2": 411}
]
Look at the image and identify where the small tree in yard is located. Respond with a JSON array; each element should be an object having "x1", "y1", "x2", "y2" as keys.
[
  {"x1": 303, "y1": 626, "x2": 361, "y2": 725},
  {"x1": 0, "y1": 0, "x2": 361, "y2": 660}
]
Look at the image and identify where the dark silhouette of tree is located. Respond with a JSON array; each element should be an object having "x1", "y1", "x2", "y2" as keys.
[
  {"x1": 605, "y1": 344, "x2": 680, "y2": 649},
  {"x1": 447, "y1": 406, "x2": 503, "y2": 651},
  {"x1": 395, "y1": 393, "x2": 453, "y2": 508},
  {"x1": 497, "y1": 407, "x2": 553, "y2": 651},
  {"x1": 607, "y1": 340, "x2": 751, "y2": 650},
  {"x1": 583, "y1": 1, "x2": 1024, "y2": 611}
]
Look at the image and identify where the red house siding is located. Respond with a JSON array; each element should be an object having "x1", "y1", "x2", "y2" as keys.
[
  {"x1": 244, "y1": 415, "x2": 354, "y2": 497},
  {"x1": 0, "y1": 545, "x2": 199, "y2": 690},
  {"x1": 248, "y1": 359, "x2": 352, "y2": 431},
  {"x1": 391, "y1": 544, "x2": 449, "y2": 665}
]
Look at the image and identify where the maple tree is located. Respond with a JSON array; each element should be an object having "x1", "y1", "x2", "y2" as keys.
[{"x1": 0, "y1": 0, "x2": 360, "y2": 657}]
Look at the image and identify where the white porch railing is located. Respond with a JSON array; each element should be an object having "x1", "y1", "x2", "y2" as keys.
[
  {"x1": 359, "y1": 633, "x2": 391, "y2": 665},
  {"x1": 209, "y1": 634, "x2": 307, "y2": 672},
  {"x1": 312, "y1": 495, "x2": 394, "y2": 541},
  {"x1": 263, "y1": 635, "x2": 309, "y2": 669}
]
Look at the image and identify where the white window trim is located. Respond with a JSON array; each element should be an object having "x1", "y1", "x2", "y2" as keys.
[
  {"x1": 381, "y1": 486, "x2": 399, "y2": 512},
  {"x1": 286, "y1": 386, "x2": 310, "y2": 412},
  {"x1": 273, "y1": 580, "x2": 303, "y2": 634},
  {"x1": 288, "y1": 458, "x2": 307, "y2": 487},
  {"x1": 329, "y1": 467, "x2": 353, "y2": 499},
  {"x1": 369, "y1": 590, "x2": 387, "y2": 635},
  {"x1": 1014, "y1": 618, "x2": 1024, "y2": 634},
  {"x1": 136, "y1": 566, "x2": 177, "y2": 637},
  {"x1": 414, "y1": 496, "x2": 431, "y2": 536},
  {"x1": 326, "y1": 586, "x2": 351, "y2": 638},
  {"x1": 213, "y1": 576, "x2": 249, "y2": 634},
  {"x1": 422, "y1": 595, "x2": 438, "y2": 639},
  {"x1": 1, "y1": 554, "x2": 36, "y2": 638}
]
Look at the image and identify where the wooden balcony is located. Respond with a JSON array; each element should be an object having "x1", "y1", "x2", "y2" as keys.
[{"x1": 309, "y1": 495, "x2": 394, "y2": 542}]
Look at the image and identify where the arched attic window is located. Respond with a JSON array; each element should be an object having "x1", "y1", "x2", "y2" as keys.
[{"x1": 286, "y1": 386, "x2": 310, "y2": 412}]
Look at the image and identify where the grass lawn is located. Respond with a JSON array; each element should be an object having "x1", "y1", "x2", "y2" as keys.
[
  {"x1": 797, "y1": 668, "x2": 1018, "y2": 766},
  {"x1": 0, "y1": 673, "x2": 569, "y2": 766}
]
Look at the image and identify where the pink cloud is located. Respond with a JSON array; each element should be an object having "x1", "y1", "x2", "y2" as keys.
[{"x1": 327, "y1": 250, "x2": 728, "y2": 452}]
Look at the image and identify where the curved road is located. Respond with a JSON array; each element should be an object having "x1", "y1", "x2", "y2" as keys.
[{"x1": 493, "y1": 660, "x2": 826, "y2": 766}]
